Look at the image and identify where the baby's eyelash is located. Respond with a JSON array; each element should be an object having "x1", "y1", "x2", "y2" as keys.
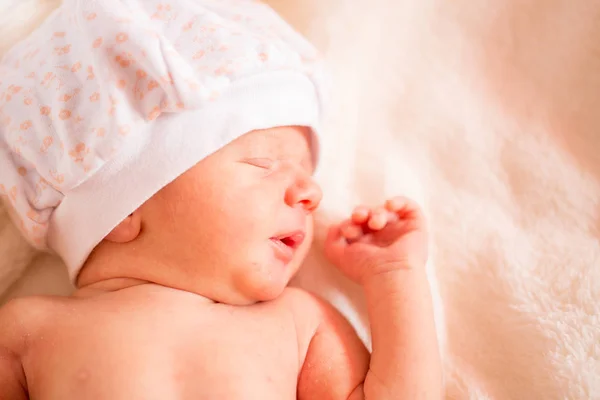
[{"x1": 243, "y1": 158, "x2": 275, "y2": 169}]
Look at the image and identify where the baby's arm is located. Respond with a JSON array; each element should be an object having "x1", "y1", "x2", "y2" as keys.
[
  {"x1": 317, "y1": 197, "x2": 442, "y2": 399},
  {"x1": 293, "y1": 290, "x2": 370, "y2": 400},
  {"x1": 0, "y1": 300, "x2": 28, "y2": 400},
  {"x1": 361, "y1": 264, "x2": 441, "y2": 399},
  {"x1": 296, "y1": 272, "x2": 439, "y2": 400}
]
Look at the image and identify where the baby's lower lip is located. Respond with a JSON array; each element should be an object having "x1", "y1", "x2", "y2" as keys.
[{"x1": 269, "y1": 238, "x2": 294, "y2": 263}]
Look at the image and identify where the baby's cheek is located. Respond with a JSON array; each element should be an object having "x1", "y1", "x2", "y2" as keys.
[
  {"x1": 296, "y1": 218, "x2": 314, "y2": 261},
  {"x1": 235, "y1": 188, "x2": 280, "y2": 222}
]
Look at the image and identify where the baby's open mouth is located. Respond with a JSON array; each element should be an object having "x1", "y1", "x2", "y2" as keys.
[
  {"x1": 270, "y1": 231, "x2": 305, "y2": 262},
  {"x1": 271, "y1": 231, "x2": 305, "y2": 249}
]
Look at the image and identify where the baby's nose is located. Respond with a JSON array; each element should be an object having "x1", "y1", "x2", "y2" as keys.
[{"x1": 285, "y1": 176, "x2": 322, "y2": 212}]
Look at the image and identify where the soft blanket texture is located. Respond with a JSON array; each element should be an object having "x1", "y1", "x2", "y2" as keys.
[{"x1": 1, "y1": 0, "x2": 599, "y2": 399}]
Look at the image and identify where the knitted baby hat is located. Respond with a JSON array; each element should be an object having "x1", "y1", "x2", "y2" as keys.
[{"x1": 0, "y1": 0, "x2": 325, "y2": 281}]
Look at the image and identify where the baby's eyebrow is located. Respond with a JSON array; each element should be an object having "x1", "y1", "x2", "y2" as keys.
[
  {"x1": 303, "y1": 155, "x2": 314, "y2": 172},
  {"x1": 283, "y1": 144, "x2": 313, "y2": 172},
  {"x1": 257, "y1": 132, "x2": 312, "y2": 170}
]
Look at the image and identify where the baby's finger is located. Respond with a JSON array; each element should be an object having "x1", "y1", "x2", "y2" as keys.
[
  {"x1": 340, "y1": 220, "x2": 363, "y2": 240},
  {"x1": 351, "y1": 206, "x2": 370, "y2": 225},
  {"x1": 385, "y1": 197, "x2": 423, "y2": 218},
  {"x1": 325, "y1": 224, "x2": 348, "y2": 262},
  {"x1": 367, "y1": 207, "x2": 388, "y2": 231},
  {"x1": 326, "y1": 224, "x2": 343, "y2": 244}
]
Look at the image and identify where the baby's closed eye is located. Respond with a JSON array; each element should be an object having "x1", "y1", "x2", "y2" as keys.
[{"x1": 242, "y1": 158, "x2": 276, "y2": 169}]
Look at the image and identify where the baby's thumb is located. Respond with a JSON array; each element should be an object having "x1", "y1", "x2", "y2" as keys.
[{"x1": 324, "y1": 224, "x2": 346, "y2": 264}]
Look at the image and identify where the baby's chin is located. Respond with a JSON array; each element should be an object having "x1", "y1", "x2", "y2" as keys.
[
  {"x1": 210, "y1": 283, "x2": 286, "y2": 306},
  {"x1": 224, "y1": 256, "x2": 307, "y2": 305},
  {"x1": 234, "y1": 274, "x2": 292, "y2": 305}
]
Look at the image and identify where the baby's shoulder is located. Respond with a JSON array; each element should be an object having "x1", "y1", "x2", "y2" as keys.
[
  {"x1": 0, "y1": 295, "x2": 72, "y2": 354},
  {"x1": 278, "y1": 287, "x2": 328, "y2": 309},
  {"x1": 275, "y1": 287, "x2": 360, "y2": 365},
  {"x1": 0, "y1": 294, "x2": 72, "y2": 322},
  {"x1": 277, "y1": 287, "x2": 339, "y2": 332}
]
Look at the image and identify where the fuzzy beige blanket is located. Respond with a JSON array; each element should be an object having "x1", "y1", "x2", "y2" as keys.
[{"x1": 1, "y1": 0, "x2": 599, "y2": 398}]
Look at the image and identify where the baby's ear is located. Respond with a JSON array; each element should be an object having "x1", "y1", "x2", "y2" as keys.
[{"x1": 105, "y1": 211, "x2": 142, "y2": 243}]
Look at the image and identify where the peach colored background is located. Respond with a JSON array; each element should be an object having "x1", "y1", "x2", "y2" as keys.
[{"x1": 2, "y1": 0, "x2": 599, "y2": 398}]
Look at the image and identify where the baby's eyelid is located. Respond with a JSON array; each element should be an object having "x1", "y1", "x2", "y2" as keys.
[{"x1": 245, "y1": 157, "x2": 276, "y2": 169}]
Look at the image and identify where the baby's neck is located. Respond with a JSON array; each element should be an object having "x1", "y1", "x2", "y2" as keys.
[
  {"x1": 73, "y1": 278, "x2": 217, "y2": 306},
  {"x1": 72, "y1": 278, "x2": 151, "y2": 298},
  {"x1": 73, "y1": 243, "x2": 220, "y2": 303},
  {"x1": 75, "y1": 239, "x2": 173, "y2": 296}
]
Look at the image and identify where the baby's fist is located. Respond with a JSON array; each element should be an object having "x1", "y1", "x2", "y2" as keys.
[{"x1": 324, "y1": 197, "x2": 428, "y2": 285}]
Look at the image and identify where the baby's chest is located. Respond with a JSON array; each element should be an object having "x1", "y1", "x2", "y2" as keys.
[{"x1": 26, "y1": 306, "x2": 301, "y2": 400}]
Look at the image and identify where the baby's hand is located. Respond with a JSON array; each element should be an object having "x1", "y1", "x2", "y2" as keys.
[{"x1": 324, "y1": 196, "x2": 428, "y2": 285}]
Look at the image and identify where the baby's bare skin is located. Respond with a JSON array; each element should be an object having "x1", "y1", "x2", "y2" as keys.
[
  {"x1": 0, "y1": 126, "x2": 442, "y2": 399},
  {"x1": 1, "y1": 284, "x2": 365, "y2": 400}
]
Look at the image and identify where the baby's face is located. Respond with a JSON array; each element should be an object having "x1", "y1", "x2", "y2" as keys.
[{"x1": 140, "y1": 126, "x2": 321, "y2": 304}]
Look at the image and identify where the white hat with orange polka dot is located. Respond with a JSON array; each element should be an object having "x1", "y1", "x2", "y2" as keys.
[{"x1": 0, "y1": 0, "x2": 326, "y2": 281}]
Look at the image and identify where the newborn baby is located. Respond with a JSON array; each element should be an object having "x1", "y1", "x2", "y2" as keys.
[{"x1": 0, "y1": 0, "x2": 441, "y2": 399}]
